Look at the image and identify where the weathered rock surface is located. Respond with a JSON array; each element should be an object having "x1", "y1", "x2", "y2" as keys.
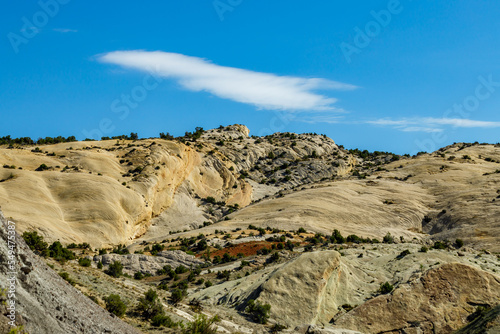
[
  {"x1": 334, "y1": 263, "x2": 500, "y2": 333},
  {"x1": 257, "y1": 251, "x2": 342, "y2": 326},
  {"x1": 93, "y1": 250, "x2": 205, "y2": 275},
  {"x1": 455, "y1": 304, "x2": 500, "y2": 334},
  {"x1": 0, "y1": 211, "x2": 140, "y2": 334}
]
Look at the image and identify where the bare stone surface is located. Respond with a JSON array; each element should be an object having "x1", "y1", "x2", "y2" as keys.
[
  {"x1": 333, "y1": 263, "x2": 500, "y2": 334},
  {"x1": 0, "y1": 211, "x2": 141, "y2": 334},
  {"x1": 93, "y1": 250, "x2": 205, "y2": 275}
]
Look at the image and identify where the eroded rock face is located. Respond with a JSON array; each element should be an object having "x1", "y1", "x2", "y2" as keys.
[
  {"x1": 455, "y1": 304, "x2": 500, "y2": 334},
  {"x1": 256, "y1": 251, "x2": 342, "y2": 326},
  {"x1": 334, "y1": 263, "x2": 500, "y2": 334},
  {"x1": 0, "y1": 211, "x2": 140, "y2": 334},
  {"x1": 93, "y1": 250, "x2": 205, "y2": 275}
]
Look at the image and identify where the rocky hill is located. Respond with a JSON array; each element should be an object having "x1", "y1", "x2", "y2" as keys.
[
  {"x1": 0, "y1": 125, "x2": 355, "y2": 247},
  {"x1": 1, "y1": 125, "x2": 500, "y2": 333},
  {"x1": 1, "y1": 125, "x2": 499, "y2": 251},
  {"x1": 0, "y1": 210, "x2": 139, "y2": 333}
]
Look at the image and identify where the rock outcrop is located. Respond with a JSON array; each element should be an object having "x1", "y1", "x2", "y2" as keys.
[
  {"x1": 0, "y1": 210, "x2": 140, "y2": 334},
  {"x1": 334, "y1": 263, "x2": 500, "y2": 333},
  {"x1": 257, "y1": 251, "x2": 342, "y2": 326},
  {"x1": 455, "y1": 304, "x2": 500, "y2": 334},
  {"x1": 93, "y1": 250, "x2": 205, "y2": 275}
]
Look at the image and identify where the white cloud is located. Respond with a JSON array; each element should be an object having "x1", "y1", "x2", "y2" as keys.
[
  {"x1": 294, "y1": 113, "x2": 345, "y2": 124},
  {"x1": 422, "y1": 118, "x2": 500, "y2": 128},
  {"x1": 400, "y1": 127, "x2": 443, "y2": 133},
  {"x1": 98, "y1": 50, "x2": 357, "y2": 111},
  {"x1": 53, "y1": 28, "x2": 78, "y2": 33},
  {"x1": 367, "y1": 117, "x2": 500, "y2": 132}
]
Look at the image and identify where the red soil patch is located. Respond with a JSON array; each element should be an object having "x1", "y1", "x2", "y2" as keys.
[{"x1": 197, "y1": 241, "x2": 275, "y2": 258}]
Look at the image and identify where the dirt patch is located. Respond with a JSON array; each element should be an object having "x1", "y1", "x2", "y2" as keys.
[{"x1": 203, "y1": 241, "x2": 276, "y2": 258}]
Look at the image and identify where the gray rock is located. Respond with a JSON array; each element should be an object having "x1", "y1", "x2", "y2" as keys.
[
  {"x1": 0, "y1": 211, "x2": 140, "y2": 334},
  {"x1": 94, "y1": 250, "x2": 205, "y2": 275}
]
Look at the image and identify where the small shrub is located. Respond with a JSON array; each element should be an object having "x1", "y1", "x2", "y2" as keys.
[
  {"x1": 183, "y1": 314, "x2": 219, "y2": 334},
  {"x1": 245, "y1": 299, "x2": 271, "y2": 324},
  {"x1": 379, "y1": 282, "x2": 394, "y2": 294},
  {"x1": 432, "y1": 240, "x2": 448, "y2": 250},
  {"x1": 419, "y1": 246, "x2": 428, "y2": 253},
  {"x1": 383, "y1": 232, "x2": 394, "y2": 244},
  {"x1": 22, "y1": 231, "x2": 48, "y2": 255},
  {"x1": 49, "y1": 241, "x2": 75, "y2": 262},
  {"x1": 35, "y1": 164, "x2": 50, "y2": 171},
  {"x1": 151, "y1": 314, "x2": 178, "y2": 328},
  {"x1": 170, "y1": 288, "x2": 187, "y2": 305},
  {"x1": 138, "y1": 288, "x2": 164, "y2": 319},
  {"x1": 106, "y1": 261, "x2": 123, "y2": 278},
  {"x1": 396, "y1": 249, "x2": 411, "y2": 260},
  {"x1": 59, "y1": 272, "x2": 75, "y2": 285},
  {"x1": 104, "y1": 294, "x2": 127, "y2": 317},
  {"x1": 217, "y1": 270, "x2": 231, "y2": 281},
  {"x1": 78, "y1": 257, "x2": 92, "y2": 267},
  {"x1": 270, "y1": 323, "x2": 287, "y2": 333},
  {"x1": 455, "y1": 238, "x2": 464, "y2": 248}
]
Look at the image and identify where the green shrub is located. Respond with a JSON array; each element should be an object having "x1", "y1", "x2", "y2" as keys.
[
  {"x1": 151, "y1": 243, "x2": 165, "y2": 254},
  {"x1": 35, "y1": 164, "x2": 50, "y2": 171},
  {"x1": 183, "y1": 314, "x2": 219, "y2": 334},
  {"x1": 151, "y1": 314, "x2": 178, "y2": 328},
  {"x1": 175, "y1": 265, "x2": 188, "y2": 274},
  {"x1": 216, "y1": 270, "x2": 231, "y2": 281},
  {"x1": 138, "y1": 289, "x2": 164, "y2": 319},
  {"x1": 379, "y1": 282, "x2": 394, "y2": 294},
  {"x1": 270, "y1": 323, "x2": 287, "y2": 333},
  {"x1": 432, "y1": 240, "x2": 448, "y2": 250},
  {"x1": 383, "y1": 232, "x2": 394, "y2": 244},
  {"x1": 97, "y1": 261, "x2": 103, "y2": 269},
  {"x1": 104, "y1": 294, "x2": 127, "y2": 317},
  {"x1": 330, "y1": 229, "x2": 345, "y2": 244},
  {"x1": 205, "y1": 196, "x2": 216, "y2": 204},
  {"x1": 419, "y1": 246, "x2": 428, "y2": 253},
  {"x1": 49, "y1": 241, "x2": 75, "y2": 262},
  {"x1": 396, "y1": 250, "x2": 411, "y2": 260},
  {"x1": 134, "y1": 272, "x2": 144, "y2": 280},
  {"x1": 106, "y1": 261, "x2": 123, "y2": 278},
  {"x1": 245, "y1": 299, "x2": 271, "y2": 324},
  {"x1": 111, "y1": 244, "x2": 129, "y2": 255},
  {"x1": 204, "y1": 280, "x2": 213, "y2": 288},
  {"x1": 22, "y1": 231, "x2": 48, "y2": 255},
  {"x1": 455, "y1": 238, "x2": 464, "y2": 248},
  {"x1": 78, "y1": 257, "x2": 92, "y2": 267},
  {"x1": 170, "y1": 288, "x2": 187, "y2": 305},
  {"x1": 59, "y1": 272, "x2": 75, "y2": 285},
  {"x1": 268, "y1": 252, "x2": 280, "y2": 263}
]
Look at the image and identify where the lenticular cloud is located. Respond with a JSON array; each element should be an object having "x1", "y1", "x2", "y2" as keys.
[{"x1": 98, "y1": 50, "x2": 356, "y2": 111}]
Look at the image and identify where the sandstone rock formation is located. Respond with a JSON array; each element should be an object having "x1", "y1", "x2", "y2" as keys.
[
  {"x1": 455, "y1": 304, "x2": 500, "y2": 334},
  {"x1": 93, "y1": 250, "x2": 205, "y2": 275},
  {"x1": 0, "y1": 210, "x2": 140, "y2": 334},
  {"x1": 334, "y1": 263, "x2": 500, "y2": 333}
]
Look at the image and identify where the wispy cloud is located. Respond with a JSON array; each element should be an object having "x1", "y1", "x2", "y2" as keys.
[
  {"x1": 53, "y1": 28, "x2": 78, "y2": 33},
  {"x1": 294, "y1": 113, "x2": 345, "y2": 124},
  {"x1": 367, "y1": 117, "x2": 500, "y2": 132},
  {"x1": 98, "y1": 50, "x2": 357, "y2": 111}
]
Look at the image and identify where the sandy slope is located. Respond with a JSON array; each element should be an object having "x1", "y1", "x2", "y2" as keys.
[{"x1": 1, "y1": 127, "x2": 499, "y2": 252}]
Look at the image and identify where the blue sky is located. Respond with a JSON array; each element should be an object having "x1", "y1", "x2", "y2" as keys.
[{"x1": 1, "y1": 1, "x2": 500, "y2": 154}]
